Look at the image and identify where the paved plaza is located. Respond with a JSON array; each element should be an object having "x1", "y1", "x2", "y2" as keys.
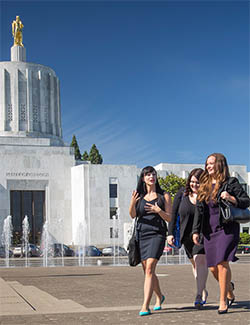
[{"x1": 0, "y1": 260, "x2": 250, "y2": 325}]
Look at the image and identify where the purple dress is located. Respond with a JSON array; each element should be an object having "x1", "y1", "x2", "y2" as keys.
[{"x1": 204, "y1": 200, "x2": 239, "y2": 267}]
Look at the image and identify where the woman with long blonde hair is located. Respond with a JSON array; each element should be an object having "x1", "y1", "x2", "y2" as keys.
[{"x1": 192, "y1": 153, "x2": 250, "y2": 314}]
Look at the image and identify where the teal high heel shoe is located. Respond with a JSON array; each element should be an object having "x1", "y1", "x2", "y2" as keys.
[
  {"x1": 139, "y1": 309, "x2": 151, "y2": 316},
  {"x1": 153, "y1": 295, "x2": 165, "y2": 311},
  {"x1": 202, "y1": 289, "x2": 208, "y2": 305},
  {"x1": 194, "y1": 294, "x2": 203, "y2": 309}
]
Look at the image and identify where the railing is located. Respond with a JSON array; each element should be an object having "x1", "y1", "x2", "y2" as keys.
[{"x1": 0, "y1": 254, "x2": 249, "y2": 268}]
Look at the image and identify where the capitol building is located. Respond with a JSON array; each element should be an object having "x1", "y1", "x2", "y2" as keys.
[{"x1": 0, "y1": 17, "x2": 249, "y2": 249}]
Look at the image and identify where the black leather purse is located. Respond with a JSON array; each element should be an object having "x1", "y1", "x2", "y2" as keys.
[
  {"x1": 128, "y1": 218, "x2": 141, "y2": 267},
  {"x1": 220, "y1": 199, "x2": 250, "y2": 224}
]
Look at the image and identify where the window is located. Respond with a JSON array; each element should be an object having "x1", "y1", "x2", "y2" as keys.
[
  {"x1": 110, "y1": 207, "x2": 118, "y2": 219},
  {"x1": 110, "y1": 227, "x2": 119, "y2": 238},
  {"x1": 109, "y1": 184, "x2": 117, "y2": 198}
]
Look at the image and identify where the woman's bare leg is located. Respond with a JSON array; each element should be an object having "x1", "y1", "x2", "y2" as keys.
[
  {"x1": 140, "y1": 258, "x2": 159, "y2": 312},
  {"x1": 210, "y1": 263, "x2": 234, "y2": 304}
]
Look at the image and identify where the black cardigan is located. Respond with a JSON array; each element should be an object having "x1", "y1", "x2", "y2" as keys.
[
  {"x1": 168, "y1": 187, "x2": 188, "y2": 242},
  {"x1": 192, "y1": 177, "x2": 250, "y2": 235}
]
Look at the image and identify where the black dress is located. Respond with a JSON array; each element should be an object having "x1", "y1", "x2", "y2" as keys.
[
  {"x1": 169, "y1": 188, "x2": 205, "y2": 259},
  {"x1": 136, "y1": 195, "x2": 166, "y2": 261}
]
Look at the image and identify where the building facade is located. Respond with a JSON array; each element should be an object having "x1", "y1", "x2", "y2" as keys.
[{"x1": 0, "y1": 19, "x2": 249, "y2": 249}]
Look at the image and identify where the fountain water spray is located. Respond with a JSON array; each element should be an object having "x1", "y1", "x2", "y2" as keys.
[
  {"x1": 2, "y1": 216, "x2": 13, "y2": 268},
  {"x1": 22, "y1": 216, "x2": 30, "y2": 267},
  {"x1": 77, "y1": 220, "x2": 87, "y2": 266},
  {"x1": 112, "y1": 207, "x2": 120, "y2": 265},
  {"x1": 41, "y1": 220, "x2": 53, "y2": 267}
]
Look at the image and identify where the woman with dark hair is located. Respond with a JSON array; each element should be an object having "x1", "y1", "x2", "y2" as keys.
[
  {"x1": 167, "y1": 168, "x2": 208, "y2": 308},
  {"x1": 192, "y1": 153, "x2": 250, "y2": 314},
  {"x1": 129, "y1": 166, "x2": 172, "y2": 316}
]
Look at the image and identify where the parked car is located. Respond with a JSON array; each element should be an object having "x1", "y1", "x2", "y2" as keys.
[
  {"x1": 102, "y1": 246, "x2": 127, "y2": 256},
  {"x1": 13, "y1": 244, "x2": 41, "y2": 257},
  {"x1": 237, "y1": 244, "x2": 250, "y2": 254},
  {"x1": 0, "y1": 246, "x2": 13, "y2": 258},
  {"x1": 75, "y1": 245, "x2": 102, "y2": 257},
  {"x1": 51, "y1": 243, "x2": 75, "y2": 257}
]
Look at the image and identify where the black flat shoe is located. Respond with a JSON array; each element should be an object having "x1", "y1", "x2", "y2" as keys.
[{"x1": 218, "y1": 307, "x2": 228, "y2": 314}]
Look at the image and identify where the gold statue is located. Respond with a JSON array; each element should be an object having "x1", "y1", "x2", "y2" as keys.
[{"x1": 12, "y1": 16, "x2": 24, "y2": 47}]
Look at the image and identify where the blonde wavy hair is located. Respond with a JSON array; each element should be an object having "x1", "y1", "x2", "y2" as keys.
[{"x1": 198, "y1": 153, "x2": 230, "y2": 203}]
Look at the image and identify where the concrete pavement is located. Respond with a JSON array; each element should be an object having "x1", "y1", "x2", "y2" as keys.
[{"x1": 0, "y1": 261, "x2": 249, "y2": 324}]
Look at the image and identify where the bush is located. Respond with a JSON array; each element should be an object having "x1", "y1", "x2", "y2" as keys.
[{"x1": 239, "y1": 232, "x2": 250, "y2": 244}]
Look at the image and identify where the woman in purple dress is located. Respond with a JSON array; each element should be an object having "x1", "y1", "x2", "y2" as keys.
[{"x1": 192, "y1": 153, "x2": 250, "y2": 314}]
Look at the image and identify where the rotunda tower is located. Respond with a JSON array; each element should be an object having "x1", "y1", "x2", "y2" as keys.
[{"x1": 0, "y1": 16, "x2": 64, "y2": 145}]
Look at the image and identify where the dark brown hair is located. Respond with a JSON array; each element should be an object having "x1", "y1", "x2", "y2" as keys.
[{"x1": 184, "y1": 168, "x2": 204, "y2": 196}]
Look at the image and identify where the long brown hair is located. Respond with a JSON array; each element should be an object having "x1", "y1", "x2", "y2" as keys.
[{"x1": 198, "y1": 153, "x2": 230, "y2": 203}]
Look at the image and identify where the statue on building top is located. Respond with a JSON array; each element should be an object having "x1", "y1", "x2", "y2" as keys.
[{"x1": 12, "y1": 16, "x2": 24, "y2": 47}]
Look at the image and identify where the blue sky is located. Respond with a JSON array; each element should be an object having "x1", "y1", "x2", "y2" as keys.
[{"x1": 1, "y1": 0, "x2": 249, "y2": 170}]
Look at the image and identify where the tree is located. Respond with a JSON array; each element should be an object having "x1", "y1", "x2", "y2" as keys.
[
  {"x1": 158, "y1": 173, "x2": 186, "y2": 199},
  {"x1": 82, "y1": 151, "x2": 89, "y2": 161},
  {"x1": 70, "y1": 135, "x2": 81, "y2": 160},
  {"x1": 88, "y1": 144, "x2": 103, "y2": 164},
  {"x1": 239, "y1": 232, "x2": 250, "y2": 244}
]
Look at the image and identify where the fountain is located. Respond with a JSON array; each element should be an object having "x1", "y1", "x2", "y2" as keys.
[
  {"x1": 41, "y1": 220, "x2": 53, "y2": 267},
  {"x1": 112, "y1": 214, "x2": 117, "y2": 265},
  {"x1": 76, "y1": 220, "x2": 87, "y2": 267},
  {"x1": 1, "y1": 216, "x2": 13, "y2": 267},
  {"x1": 22, "y1": 216, "x2": 30, "y2": 267},
  {"x1": 112, "y1": 208, "x2": 122, "y2": 265},
  {"x1": 58, "y1": 218, "x2": 64, "y2": 266}
]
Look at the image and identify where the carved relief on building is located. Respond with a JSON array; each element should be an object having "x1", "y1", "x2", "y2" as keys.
[
  {"x1": 20, "y1": 104, "x2": 26, "y2": 121},
  {"x1": 44, "y1": 106, "x2": 49, "y2": 123},
  {"x1": 7, "y1": 104, "x2": 13, "y2": 121},
  {"x1": 33, "y1": 105, "x2": 39, "y2": 123}
]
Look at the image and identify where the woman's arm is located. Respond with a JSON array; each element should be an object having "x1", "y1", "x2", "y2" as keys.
[
  {"x1": 168, "y1": 188, "x2": 184, "y2": 236},
  {"x1": 191, "y1": 202, "x2": 203, "y2": 245},
  {"x1": 144, "y1": 192, "x2": 172, "y2": 222},
  {"x1": 224, "y1": 178, "x2": 250, "y2": 209},
  {"x1": 160, "y1": 192, "x2": 172, "y2": 222},
  {"x1": 129, "y1": 190, "x2": 140, "y2": 219}
]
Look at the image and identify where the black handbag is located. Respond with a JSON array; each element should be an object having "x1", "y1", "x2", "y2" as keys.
[
  {"x1": 220, "y1": 199, "x2": 250, "y2": 224},
  {"x1": 128, "y1": 218, "x2": 141, "y2": 267}
]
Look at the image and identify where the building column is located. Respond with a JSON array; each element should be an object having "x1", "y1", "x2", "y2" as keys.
[
  {"x1": 26, "y1": 68, "x2": 33, "y2": 132},
  {"x1": 0, "y1": 69, "x2": 6, "y2": 131},
  {"x1": 50, "y1": 74, "x2": 56, "y2": 135}
]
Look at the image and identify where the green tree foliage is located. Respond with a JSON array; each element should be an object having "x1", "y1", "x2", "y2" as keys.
[
  {"x1": 158, "y1": 173, "x2": 186, "y2": 199},
  {"x1": 88, "y1": 144, "x2": 103, "y2": 164},
  {"x1": 239, "y1": 232, "x2": 250, "y2": 244},
  {"x1": 70, "y1": 135, "x2": 81, "y2": 160},
  {"x1": 82, "y1": 151, "x2": 89, "y2": 161}
]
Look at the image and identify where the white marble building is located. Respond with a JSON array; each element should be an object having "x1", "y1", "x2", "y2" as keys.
[
  {"x1": 0, "y1": 24, "x2": 249, "y2": 249},
  {"x1": 0, "y1": 42, "x2": 75, "y2": 245}
]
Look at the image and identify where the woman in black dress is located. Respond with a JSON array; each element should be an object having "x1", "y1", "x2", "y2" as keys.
[
  {"x1": 129, "y1": 166, "x2": 172, "y2": 316},
  {"x1": 192, "y1": 153, "x2": 250, "y2": 314},
  {"x1": 167, "y1": 168, "x2": 208, "y2": 309}
]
